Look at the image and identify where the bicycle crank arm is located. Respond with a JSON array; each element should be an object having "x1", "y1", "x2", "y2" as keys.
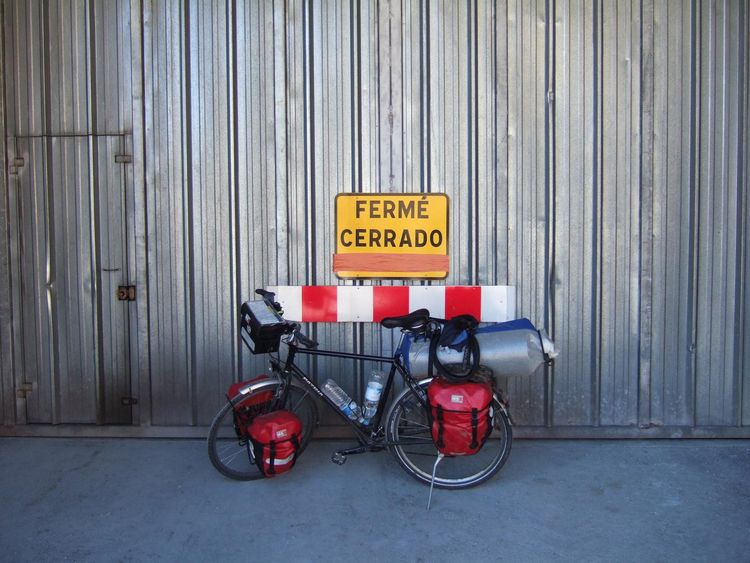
[{"x1": 330, "y1": 445, "x2": 370, "y2": 465}]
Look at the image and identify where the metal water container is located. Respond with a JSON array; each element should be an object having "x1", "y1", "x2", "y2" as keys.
[{"x1": 404, "y1": 319, "x2": 558, "y2": 380}]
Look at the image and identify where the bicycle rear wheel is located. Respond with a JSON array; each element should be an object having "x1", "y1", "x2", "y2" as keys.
[
  {"x1": 207, "y1": 380, "x2": 318, "y2": 480},
  {"x1": 385, "y1": 379, "x2": 512, "y2": 489}
]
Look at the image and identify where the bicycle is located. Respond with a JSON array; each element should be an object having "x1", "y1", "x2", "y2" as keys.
[{"x1": 207, "y1": 289, "x2": 513, "y2": 489}]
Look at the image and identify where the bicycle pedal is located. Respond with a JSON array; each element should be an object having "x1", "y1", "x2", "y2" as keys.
[{"x1": 331, "y1": 452, "x2": 347, "y2": 465}]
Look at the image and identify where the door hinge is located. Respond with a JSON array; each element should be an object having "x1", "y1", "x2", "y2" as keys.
[
  {"x1": 114, "y1": 154, "x2": 132, "y2": 163},
  {"x1": 117, "y1": 285, "x2": 136, "y2": 301},
  {"x1": 16, "y1": 382, "x2": 33, "y2": 399},
  {"x1": 10, "y1": 157, "x2": 25, "y2": 176}
]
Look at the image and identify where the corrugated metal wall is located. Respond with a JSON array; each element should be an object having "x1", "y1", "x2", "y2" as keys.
[
  {"x1": 1, "y1": 0, "x2": 139, "y2": 426},
  {"x1": 1, "y1": 0, "x2": 748, "y2": 437}
]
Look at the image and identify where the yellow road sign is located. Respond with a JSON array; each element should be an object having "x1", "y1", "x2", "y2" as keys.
[{"x1": 334, "y1": 193, "x2": 449, "y2": 279}]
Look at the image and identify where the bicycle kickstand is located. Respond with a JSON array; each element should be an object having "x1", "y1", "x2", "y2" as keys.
[{"x1": 427, "y1": 453, "x2": 445, "y2": 511}]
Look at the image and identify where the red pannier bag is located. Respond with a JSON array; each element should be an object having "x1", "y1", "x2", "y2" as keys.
[
  {"x1": 228, "y1": 375, "x2": 275, "y2": 440},
  {"x1": 427, "y1": 378, "x2": 494, "y2": 456},
  {"x1": 247, "y1": 410, "x2": 302, "y2": 477}
]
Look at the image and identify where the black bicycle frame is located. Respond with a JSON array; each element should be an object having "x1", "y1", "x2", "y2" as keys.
[{"x1": 273, "y1": 340, "x2": 425, "y2": 446}]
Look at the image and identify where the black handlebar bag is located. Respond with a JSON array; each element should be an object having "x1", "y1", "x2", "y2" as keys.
[{"x1": 247, "y1": 410, "x2": 302, "y2": 477}]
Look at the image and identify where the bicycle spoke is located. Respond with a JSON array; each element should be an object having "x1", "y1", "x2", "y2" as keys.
[
  {"x1": 215, "y1": 440, "x2": 237, "y2": 453},
  {"x1": 399, "y1": 418, "x2": 430, "y2": 430},
  {"x1": 288, "y1": 389, "x2": 310, "y2": 412},
  {"x1": 397, "y1": 427, "x2": 431, "y2": 438},
  {"x1": 220, "y1": 445, "x2": 248, "y2": 464}
]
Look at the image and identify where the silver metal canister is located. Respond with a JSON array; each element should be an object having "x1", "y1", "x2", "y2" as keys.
[{"x1": 405, "y1": 325, "x2": 558, "y2": 380}]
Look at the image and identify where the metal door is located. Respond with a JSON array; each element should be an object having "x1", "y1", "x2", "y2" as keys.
[{"x1": 9, "y1": 135, "x2": 135, "y2": 424}]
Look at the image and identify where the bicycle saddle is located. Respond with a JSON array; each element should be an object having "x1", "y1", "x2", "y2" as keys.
[{"x1": 380, "y1": 309, "x2": 430, "y2": 331}]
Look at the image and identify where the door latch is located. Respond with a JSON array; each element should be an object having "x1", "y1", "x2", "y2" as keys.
[{"x1": 117, "y1": 286, "x2": 136, "y2": 301}]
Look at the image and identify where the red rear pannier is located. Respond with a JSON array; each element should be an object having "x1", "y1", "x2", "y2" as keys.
[
  {"x1": 247, "y1": 410, "x2": 302, "y2": 477},
  {"x1": 427, "y1": 378, "x2": 493, "y2": 456},
  {"x1": 228, "y1": 376, "x2": 275, "y2": 439}
]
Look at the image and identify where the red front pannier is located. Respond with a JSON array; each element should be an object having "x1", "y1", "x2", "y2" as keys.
[
  {"x1": 248, "y1": 410, "x2": 302, "y2": 477},
  {"x1": 427, "y1": 378, "x2": 494, "y2": 456},
  {"x1": 228, "y1": 376, "x2": 275, "y2": 439}
]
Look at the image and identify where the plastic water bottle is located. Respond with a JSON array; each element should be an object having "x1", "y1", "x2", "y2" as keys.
[
  {"x1": 362, "y1": 370, "x2": 385, "y2": 425},
  {"x1": 322, "y1": 379, "x2": 364, "y2": 423}
]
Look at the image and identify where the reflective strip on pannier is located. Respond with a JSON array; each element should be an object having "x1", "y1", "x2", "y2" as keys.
[{"x1": 247, "y1": 410, "x2": 302, "y2": 477}]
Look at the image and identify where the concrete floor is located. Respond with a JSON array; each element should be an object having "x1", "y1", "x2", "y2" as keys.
[{"x1": 1, "y1": 438, "x2": 749, "y2": 562}]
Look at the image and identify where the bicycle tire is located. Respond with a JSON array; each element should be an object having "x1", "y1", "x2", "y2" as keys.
[
  {"x1": 385, "y1": 378, "x2": 512, "y2": 489},
  {"x1": 207, "y1": 379, "x2": 318, "y2": 480}
]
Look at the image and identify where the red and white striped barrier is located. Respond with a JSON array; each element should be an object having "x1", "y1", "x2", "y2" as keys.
[{"x1": 266, "y1": 286, "x2": 516, "y2": 323}]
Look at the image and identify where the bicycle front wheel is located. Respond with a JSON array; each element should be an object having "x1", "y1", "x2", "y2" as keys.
[
  {"x1": 385, "y1": 379, "x2": 512, "y2": 489},
  {"x1": 207, "y1": 380, "x2": 318, "y2": 480}
]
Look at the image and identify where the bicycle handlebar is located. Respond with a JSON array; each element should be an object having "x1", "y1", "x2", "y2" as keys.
[
  {"x1": 292, "y1": 327, "x2": 318, "y2": 349},
  {"x1": 255, "y1": 288, "x2": 283, "y2": 312},
  {"x1": 250, "y1": 289, "x2": 319, "y2": 349}
]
